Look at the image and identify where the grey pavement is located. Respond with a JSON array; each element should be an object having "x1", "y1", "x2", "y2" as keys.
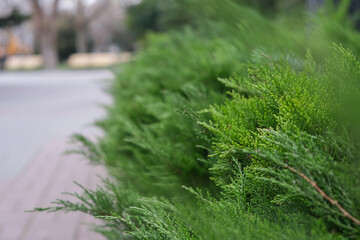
[
  {"x1": 0, "y1": 70, "x2": 113, "y2": 240},
  {"x1": 0, "y1": 70, "x2": 112, "y2": 183}
]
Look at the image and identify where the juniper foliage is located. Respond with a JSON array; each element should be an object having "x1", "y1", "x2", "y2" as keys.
[
  {"x1": 32, "y1": 1, "x2": 360, "y2": 239},
  {"x1": 202, "y1": 45, "x2": 360, "y2": 238}
]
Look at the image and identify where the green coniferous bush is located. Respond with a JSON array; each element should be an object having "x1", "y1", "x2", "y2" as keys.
[
  {"x1": 32, "y1": 0, "x2": 360, "y2": 239},
  {"x1": 202, "y1": 45, "x2": 360, "y2": 238}
]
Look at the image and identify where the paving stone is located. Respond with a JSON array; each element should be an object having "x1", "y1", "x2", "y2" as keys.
[{"x1": 0, "y1": 70, "x2": 112, "y2": 240}]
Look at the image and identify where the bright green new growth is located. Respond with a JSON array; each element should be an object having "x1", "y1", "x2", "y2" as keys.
[
  {"x1": 32, "y1": 1, "x2": 360, "y2": 239},
  {"x1": 203, "y1": 45, "x2": 360, "y2": 238}
]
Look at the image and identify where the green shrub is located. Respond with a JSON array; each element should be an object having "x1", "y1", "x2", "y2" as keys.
[
  {"x1": 203, "y1": 45, "x2": 360, "y2": 238},
  {"x1": 33, "y1": 1, "x2": 360, "y2": 239}
]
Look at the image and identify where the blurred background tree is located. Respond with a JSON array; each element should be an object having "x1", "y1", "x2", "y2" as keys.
[
  {"x1": 73, "y1": 0, "x2": 110, "y2": 53},
  {"x1": 30, "y1": 0, "x2": 60, "y2": 69},
  {"x1": 0, "y1": 8, "x2": 30, "y2": 29},
  {"x1": 56, "y1": 12, "x2": 76, "y2": 62}
]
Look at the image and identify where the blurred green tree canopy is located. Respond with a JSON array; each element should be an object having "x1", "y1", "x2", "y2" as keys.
[{"x1": 0, "y1": 8, "x2": 29, "y2": 29}]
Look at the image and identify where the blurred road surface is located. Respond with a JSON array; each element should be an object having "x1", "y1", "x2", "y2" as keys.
[{"x1": 0, "y1": 70, "x2": 113, "y2": 240}]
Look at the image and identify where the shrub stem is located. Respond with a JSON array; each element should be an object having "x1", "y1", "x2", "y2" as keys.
[{"x1": 285, "y1": 164, "x2": 360, "y2": 226}]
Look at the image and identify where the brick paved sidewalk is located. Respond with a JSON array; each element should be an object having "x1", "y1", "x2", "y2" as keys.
[{"x1": 0, "y1": 138, "x2": 107, "y2": 240}]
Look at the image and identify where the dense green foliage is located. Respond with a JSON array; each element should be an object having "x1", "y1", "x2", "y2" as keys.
[
  {"x1": 125, "y1": 0, "x2": 306, "y2": 40},
  {"x1": 34, "y1": 1, "x2": 360, "y2": 239}
]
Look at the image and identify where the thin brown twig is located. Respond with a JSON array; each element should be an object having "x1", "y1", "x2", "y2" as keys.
[{"x1": 284, "y1": 164, "x2": 360, "y2": 226}]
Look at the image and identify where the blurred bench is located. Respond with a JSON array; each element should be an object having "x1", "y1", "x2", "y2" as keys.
[
  {"x1": 5, "y1": 55, "x2": 43, "y2": 70},
  {"x1": 67, "y1": 52, "x2": 131, "y2": 68}
]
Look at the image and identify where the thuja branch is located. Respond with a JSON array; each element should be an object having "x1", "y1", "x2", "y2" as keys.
[{"x1": 284, "y1": 164, "x2": 360, "y2": 226}]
